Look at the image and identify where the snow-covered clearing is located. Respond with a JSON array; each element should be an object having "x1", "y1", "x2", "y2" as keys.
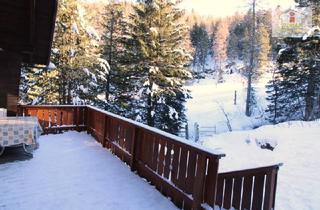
[
  {"x1": 185, "y1": 73, "x2": 270, "y2": 138},
  {"x1": 0, "y1": 132, "x2": 177, "y2": 210},
  {"x1": 185, "y1": 74, "x2": 320, "y2": 209},
  {"x1": 202, "y1": 121, "x2": 320, "y2": 210}
]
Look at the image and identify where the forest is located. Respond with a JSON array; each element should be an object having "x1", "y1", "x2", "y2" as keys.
[{"x1": 19, "y1": 0, "x2": 320, "y2": 135}]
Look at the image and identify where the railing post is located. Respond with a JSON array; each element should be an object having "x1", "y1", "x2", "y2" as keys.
[
  {"x1": 192, "y1": 154, "x2": 207, "y2": 209},
  {"x1": 130, "y1": 126, "x2": 139, "y2": 172},
  {"x1": 74, "y1": 107, "x2": 79, "y2": 132},
  {"x1": 102, "y1": 115, "x2": 108, "y2": 148},
  {"x1": 86, "y1": 107, "x2": 90, "y2": 134},
  {"x1": 263, "y1": 167, "x2": 278, "y2": 210},
  {"x1": 16, "y1": 105, "x2": 21, "y2": 116}
]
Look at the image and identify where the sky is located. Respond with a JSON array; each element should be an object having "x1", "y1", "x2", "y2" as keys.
[
  {"x1": 179, "y1": 0, "x2": 296, "y2": 17},
  {"x1": 85, "y1": 0, "x2": 297, "y2": 17}
]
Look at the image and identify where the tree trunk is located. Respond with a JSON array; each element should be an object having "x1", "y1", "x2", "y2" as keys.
[
  {"x1": 106, "y1": 12, "x2": 115, "y2": 102},
  {"x1": 67, "y1": 82, "x2": 72, "y2": 105},
  {"x1": 147, "y1": 79, "x2": 154, "y2": 127},
  {"x1": 245, "y1": 0, "x2": 256, "y2": 117},
  {"x1": 305, "y1": 70, "x2": 316, "y2": 121}
]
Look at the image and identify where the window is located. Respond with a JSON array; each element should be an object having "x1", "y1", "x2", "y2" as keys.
[{"x1": 289, "y1": 11, "x2": 296, "y2": 23}]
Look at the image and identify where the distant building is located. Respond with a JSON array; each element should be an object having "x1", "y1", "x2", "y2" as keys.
[{"x1": 272, "y1": 5, "x2": 312, "y2": 38}]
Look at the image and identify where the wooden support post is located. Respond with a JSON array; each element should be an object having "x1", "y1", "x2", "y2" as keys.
[
  {"x1": 85, "y1": 107, "x2": 90, "y2": 134},
  {"x1": 74, "y1": 107, "x2": 79, "y2": 132},
  {"x1": 130, "y1": 127, "x2": 139, "y2": 172},
  {"x1": 102, "y1": 115, "x2": 108, "y2": 148},
  {"x1": 192, "y1": 154, "x2": 207, "y2": 209}
]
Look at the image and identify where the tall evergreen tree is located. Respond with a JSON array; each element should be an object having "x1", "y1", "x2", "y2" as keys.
[
  {"x1": 227, "y1": 17, "x2": 249, "y2": 61},
  {"x1": 190, "y1": 23, "x2": 211, "y2": 72},
  {"x1": 213, "y1": 19, "x2": 229, "y2": 82},
  {"x1": 122, "y1": 0, "x2": 192, "y2": 134},
  {"x1": 296, "y1": 0, "x2": 320, "y2": 26},
  {"x1": 266, "y1": 31, "x2": 320, "y2": 123},
  {"x1": 102, "y1": 1, "x2": 127, "y2": 102},
  {"x1": 52, "y1": 0, "x2": 108, "y2": 105},
  {"x1": 19, "y1": 66, "x2": 60, "y2": 104},
  {"x1": 256, "y1": 21, "x2": 271, "y2": 78}
]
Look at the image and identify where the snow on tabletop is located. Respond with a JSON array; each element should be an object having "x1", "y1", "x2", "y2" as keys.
[
  {"x1": 202, "y1": 120, "x2": 320, "y2": 210},
  {"x1": 0, "y1": 131, "x2": 178, "y2": 210}
]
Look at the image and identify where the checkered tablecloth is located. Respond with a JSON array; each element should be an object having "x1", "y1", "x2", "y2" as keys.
[{"x1": 0, "y1": 117, "x2": 43, "y2": 147}]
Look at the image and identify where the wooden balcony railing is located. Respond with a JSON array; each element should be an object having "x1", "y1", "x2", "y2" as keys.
[
  {"x1": 216, "y1": 165, "x2": 281, "y2": 210},
  {"x1": 17, "y1": 105, "x2": 87, "y2": 133},
  {"x1": 18, "y1": 105, "x2": 281, "y2": 210}
]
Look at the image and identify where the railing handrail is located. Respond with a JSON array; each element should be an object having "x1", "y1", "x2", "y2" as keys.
[
  {"x1": 18, "y1": 104, "x2": 225, "y2": 158},
  {"x1": 19, "y1": 105, "x2": 87, "y2": 108},
  {"x1": 219, "y1": 163, "x2": 283, "y2": 177},
  {"x1": 87, "y1": 105, "x2": 225, "y2": 158}
]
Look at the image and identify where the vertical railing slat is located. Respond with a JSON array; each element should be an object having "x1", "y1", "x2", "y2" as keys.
[
  {"x1": 242, "y1": 176, "x2": 253, "y2": 210},
  {"x1": 252, "y1": 174, "x2": 266, "y2": 210},
  {"x1": 232, "y1": 177, "x2": 243, "y2": 209},
  {"x1": 204, "y1": 157, "x2": 220, "y2": 207}
]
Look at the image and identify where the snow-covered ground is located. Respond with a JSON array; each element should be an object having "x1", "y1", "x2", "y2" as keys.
[
  {"x1": 185, "y1": 73, "x2": 270, "y2": 139},
  {"x1": 202, "y1": 121, "x2": 320, "y2": 210},
  {"x1": 0, "y1": 132, "x2": 177, "y2": 210},
  {"x1": 185, "y1": 74, "x2": 320, "y2": 209}
]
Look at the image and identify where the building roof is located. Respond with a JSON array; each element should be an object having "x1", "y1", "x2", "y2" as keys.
[{"x1": 0, "y1": 0, "x2": 58, "y2": 66}]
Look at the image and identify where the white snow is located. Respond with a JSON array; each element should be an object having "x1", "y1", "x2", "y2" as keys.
[
  {"x1": 51, "y1": 48, "x2": 59, "y2": 54},
  {"x1": 0, "y1": 131, "x2": 178, "y2": 210},
  {"x1": 47, "y1": 62, "x2": 56, "y2": 69},
  {"x1": 185, "y1": 73, "x2": 269, "y2": 137},
  {"x1": 97, "y1": 58, "x2": 110, "y2": 74},
  {"x1": 71, "y1": 22, "x2": 79, "y2": 34},
  {"x1": 169, "y1": 106, "x2": 178, "y2": 120},
  {"x1": 82, "y1": 68, "x2": 90, "y2": 76},
  {"x1": 186, "y1": 72, "x2": 320, "y2": 209},
  {"x1": 79, "y1": 85, "x2": 88, "y2": 93},
  {"x1": 69, "y1": 49, "x2": 76, "y2": 57},
  {"x1": 202, "y1": 120, "x2": 320, "y2": 210},
  {"x1": 150, "y1": 27, "x2": 158, "y2": 36},
  {"x1": 86, "y1": 26, "x2": 100, "y2": 40},
  {"x1": 302, "y1": 26, "x2": 320, "y2": 40}
]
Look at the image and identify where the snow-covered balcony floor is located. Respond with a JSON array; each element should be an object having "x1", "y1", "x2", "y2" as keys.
[{"x1": 0, "y1": 131, "x2": 178, "y2": 210}]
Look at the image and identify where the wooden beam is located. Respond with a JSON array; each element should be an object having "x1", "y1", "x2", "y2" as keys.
[{"x1": 28, "y1": 0, "x2": 36, "y2": 63}]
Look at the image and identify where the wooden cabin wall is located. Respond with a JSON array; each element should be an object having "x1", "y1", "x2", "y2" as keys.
[{"x1": 0, "y1": 51, "x2": 22, "y2": 116}]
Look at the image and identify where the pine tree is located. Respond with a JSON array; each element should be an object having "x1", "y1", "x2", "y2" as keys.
[
  {"x1": 19, "y1": 66, "x2": 60, "y2": 104},
  {"x1": 256, "y1": 23, "x2": 271, "y2": 78},
  {"x1": 122, "y1": 0, "x2": 192, "y2": 134},
  {"x1": 213, "y1": 19, "x2": 229, "y2": 82},
  {"x1": 190, "y1": 23, "x2": 211, "y2": 72},
  {"x1": 228, "y1": 19, "x2": 249, "y2": 63},
  {"x1": 296, "y1": 0, "x2": 320, "y2": 26},
  {"x1": 101, "y1": 1, "x2": 127, "y2": 103},
  {"x1": 52, "y1": 0, "x2": 108, "y2": 105},
  {"x1": 266, "y1": 32, "x2": 320, "y2": 123}
]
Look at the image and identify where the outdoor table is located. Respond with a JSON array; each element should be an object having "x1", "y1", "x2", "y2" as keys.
[{"x1": 0, "y1": 117, "x2": 43, "y2": 156}]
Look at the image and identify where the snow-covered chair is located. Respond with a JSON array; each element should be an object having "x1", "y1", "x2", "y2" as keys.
[{"x1": 0, "y1": 108, "x2": 7, "y2": 117}]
